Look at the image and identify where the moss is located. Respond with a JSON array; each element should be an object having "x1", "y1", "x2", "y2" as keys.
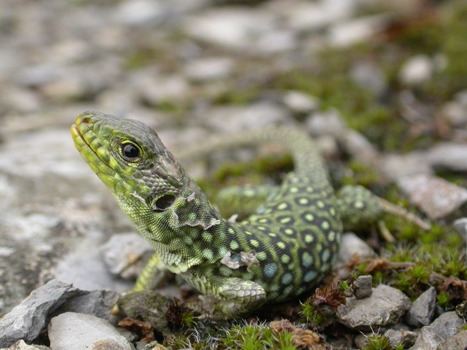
[{"x1": 362, "y1": 334, "x2": 392, "y2": 350}]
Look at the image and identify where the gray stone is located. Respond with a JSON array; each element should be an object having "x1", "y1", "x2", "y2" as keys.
[
  {"x1": 337, "y1": 284, "x2": 411, "y2": 330},
  {"x1": 350, "y1": 62, "x2": 387, "y2": 96},
  {"x1": 427, "y1": 143, "x2": 467, "y2": 172},
  {"x1": 2, "y1": 340, "x2": 51, "y2": 350},
  {"x1": 114, "y1": 0, "x2": 166, "y2": 26},
  {"x1": 306, "y1": 109, "x2": 346, "y2": 137},
  {"x1": 398, "y1": 174, "x2": 467, "y2": 219},
  {"x1": 437, "y1": 330, "x2": 467, "y2": 350},
  {"x1": 183, "y1": 57, "x2": 234, "y2": 82},
  {"x1": 53, "y1": 251, "x2": 133, "y2": 293},
  {"x1": 328, "y1": 15, "x2": 389, "y2": 47},
  {"x1": 454, "y1": 218, "x2": 467, "y2": 242},
  {"x1": 0, "y1": 280, "x2": 79, "y2": 348},
  {"x1": 406, "y1": 286, "x2": 437, "y2": 327},
  {"x1": 399, "y1": 55, "x2": 434, "y2": 85},
  {"x1": 256, "y1": 29, "x2": 297, "y2": 54},
  {"x1": 100, "y1": 233, "x2": 153, "y2": 279},
  {"x1": 382, "y1": 152, "x2": 432, "y2": 180},
  {"x1": 384, "y1": 329, "x2": 418, "y2": 348},
  {"x1": 202, "y1": 102, "x2": 291, "y2": 132},
  {"x1": 283, "y1": 91, "x2": 318, "y2": 115},
  {"x1": 353, "y1": 275, "x2": 373, "y2": 299},
  {"x1": 55, "y1": 290, "x2": 119, "y2": 322},
  {"x1": 409, "y1": 311, "x2": 465, "y2": 350},
  {"x1": 183, "y1": 8, "x2": 275, "y2": 51},
  {"x1": 338, "y1": 233, "x2": 376, "y2": 263},
  {"x1": 48, "y1": 312, "x2": 133, "y2": 350}
]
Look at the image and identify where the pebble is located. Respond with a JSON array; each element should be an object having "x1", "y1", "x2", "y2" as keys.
[
  {"x1": 183, "y1": 8, "x2": 275, "y2": 51},
  {"x1": 437, "y1": 330, "x2": 467, "y2": 350},
  {"x1": 48, "y1": 312, "x2": 133, "y2": 350},
  {"x1": 183, "y1": 57, "x2": 234, "y2": 82},
  {"x1": 201, "y1": 102, "x2": 291, "y2": 132},
  {"x1": 338, "y1": 233, "x2": 376, "y2": 263},
  {"x1": 398, "y1": 174, "x2": 467, "y2": 219},
  {"x1": 113, "y1": 0, "x2": 167, "y2": 26},
  {"x1": 405, "y1": 286, "x2": 437, "y2": 327},
  {"x1": 409, "y1": 311, "x2": 465, "y2": 350},
  {"x1": 353, "y1": 275, "x2": 373, "y2": 299},
  {"x1": 382, "y1": 152, "x2": 433, "y2": 180},
  {"x1": 399, "y1": 55, "x2": 434, "y2": 85},
  {"x1": 453, "y1": 218, "x2": 467, "y2": 242},
  {"x1": 337, "y1": 284, "x2": 411, "y2": 330},
  {"x1": 426, "y1": 142, "x2": 467, "y2": 172},
  {"x1": 2, "y1": 340, "x2": 51, "y2": 350},
  {"x1": 328, "y1": 15, "x2": 388, "y2": 47},
  {"x1": 384, "y1": 328, "x2": 418, "y2": 348},
  {"x1": 0, "y1": 280, "x2": 78, "y2": 348},
  {"x1": 100, "y1": 233, "x2": 154, "y2": 279},
  {"x1": 350, "y1": 62, "x2": 387, "y2": 96},
  {"x1": 283, "y1": 90, "x2": 319, "y2": 115}
]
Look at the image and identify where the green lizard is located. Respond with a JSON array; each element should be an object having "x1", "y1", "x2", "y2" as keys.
[{"x1": 71, "y1": 111, "x2": 425, "y2": 316}]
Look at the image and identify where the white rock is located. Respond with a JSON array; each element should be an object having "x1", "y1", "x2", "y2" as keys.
[
  {"x1": 398, "y1": 174, "x2": 467, "y2": 219},
  {"x1": 338, "y1": 233, "x2": 376, "y2": 263},
  {"x1": 399, "y1": 55, "x2": 434, "y2": 85},
  {"x1": 183, "y1": 57, "x2": 234, "y2": 82},
  {"x1": 114, "y1": 0, "x2": 166, "y2": 26},
  {"x1": 283, "y1": 91, "x2": 318, "y2": 114},
  {"x1": 328, "y1": 15, "x2": 388, "y2": 47},
  {"x1": 183, "y1": 8, "x2": 275, "y2": 51},
  {"x1": 48, "y1": 312, "x2": 132, "y2": 350}
]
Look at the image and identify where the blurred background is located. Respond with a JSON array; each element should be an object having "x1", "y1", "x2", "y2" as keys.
[{"x1": 0, "y1": 0, "x2": 466, "y2": 315}]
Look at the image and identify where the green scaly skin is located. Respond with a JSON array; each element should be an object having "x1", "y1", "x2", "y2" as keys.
[{"x1": 71, "y1": 111, "x2": 363, "y2": 316}]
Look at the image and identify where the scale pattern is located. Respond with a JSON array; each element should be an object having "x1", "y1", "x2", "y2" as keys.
[{"x1": 71, "y1": 111, "x2": 343, "y2": 314}]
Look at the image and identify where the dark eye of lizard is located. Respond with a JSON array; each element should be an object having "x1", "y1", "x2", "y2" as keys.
[
  {"x1": 121, "y1": 142, "x2": 140, "y2": 162},
  {"x1": 153, "y1": 194, "x2": 176, "y2": 211}
]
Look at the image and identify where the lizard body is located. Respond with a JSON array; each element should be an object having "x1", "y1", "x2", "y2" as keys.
[{"x1": 71, "y1": 111, "x2": 359, "y2": 315}]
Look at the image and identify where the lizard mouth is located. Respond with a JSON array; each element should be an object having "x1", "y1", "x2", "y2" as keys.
[{"x1": 71, "y1": 114, "x2": 114, "y2": 178}]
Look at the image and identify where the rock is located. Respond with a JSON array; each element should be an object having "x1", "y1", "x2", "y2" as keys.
[
  {"x1": 100, "y1": 233, "x2": 154, "y2": 279},
  {"x1": 328, "y1": 15, "x2": 388, "y2": 47},
  {"x1": 201, "y1": 102, "x2": 291, "y2": 132},
  {"x1": 133, "y1": 72, "x2": 191, "y2": 106},
  {"x1": 55, "y1": 290, "x2": 119, "y2": 322},
  {"x1": 283, "y1": 91, "x2": 319, "y2": 115},
  {"x1": 427, "y1": 143, "x2": 467, "y2": 172},
  {"x1": 382, "y1": 152, "x2": 432, "y2": 180},
  {"x1": 183, "y1": 57, "x2": 234, "y2": 82},
  {"x1": 117, "y1": 291, "x2": 172, "y2": 333},
  {"x1": 384, "y1": 328, "x2": 418, "y2": 348},
  {"x1": 338, "y1": 233, "x2": 376, "y2": 263},
  {"x1": 350, "y1": 62, "x2": 387, "y2": 96},
  {"x1": 353, "y1": 275, "x2": 373, "y2": 299},
  {"x1": 0, "y1": 280, "x2": 79, "y2": 348},
  {"x1": 399, "y1": 55, "x2": 434, "y2": 85},
  {"x1": 2, "y1": 340, "x2": 51, "y2": 350},
  {"x1": 409, "y1": 311, "x2": 465, "y2": 350},
  {"x1": 114, "y1": 0, "x2": 166, "y2": 26},
  {"x1": 398, "y1": 174, "x2": 467, "y2": 219},
  {"x1": 279, "y1": 0, "x2": 355, "y2": 32},
  {"x1": 48, "y1": 312, "x2": 133, "y2": 350},
  {"x1": 337, "y1": 284, "x2": 411, "y2": 330},
  {"x1": 256, "y1": 29, "x2": 297, "y2": 54},
  {"x1": 453, "y1": 218, "x2": 467, "y2": 242},
  {"x1": 183, "y1": 8, "x2": 275, "y2": 51},
  {"x1": 306, "y1": 109, "x2": 346, "y2": 137},
  {"x1": 437, "y1": 330, "x2": 467, "y2": 350},
  {"x1": 405, "y1": 286, "x2": 437, "y2": 327}
]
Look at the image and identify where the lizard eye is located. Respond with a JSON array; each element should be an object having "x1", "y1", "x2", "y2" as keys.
[
  {"x1": 121, "y1": 142, "x2": 141, "y2": 162},
  {"x1": 153, "y1": 194, "x2": 176, "y2": 211}
]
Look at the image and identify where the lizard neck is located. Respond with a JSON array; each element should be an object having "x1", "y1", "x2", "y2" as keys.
[{"x1": 122, "y1": 177, "x2": 226, "y2": 273}]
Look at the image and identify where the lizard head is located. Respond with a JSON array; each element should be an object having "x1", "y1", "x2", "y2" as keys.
[
  {"x1": 71, "y1": 111, "x2": 184, "y2": 216},
  {"x1": 71, "y1": 111, "x2": 224, "y2": 270}
]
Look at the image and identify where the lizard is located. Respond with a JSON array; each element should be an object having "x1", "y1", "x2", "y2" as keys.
[{"x1": 71, "y1": 111, "x2": 427, "y2": 316}]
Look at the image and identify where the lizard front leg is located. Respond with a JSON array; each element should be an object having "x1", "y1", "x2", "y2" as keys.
[{"x1": 181, "y1": 271, "x2": 267, "y2": 317}]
